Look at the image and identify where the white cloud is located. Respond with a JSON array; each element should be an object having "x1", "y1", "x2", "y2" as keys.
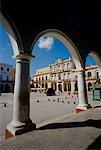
[{"x1": 38, "y1": 36, "x2": 54, "y2": 50}]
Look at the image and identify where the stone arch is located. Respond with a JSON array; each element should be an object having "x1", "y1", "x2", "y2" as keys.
[
  {"x1": 30, "y1": 29, "x2": 83, "y2": 70},
  {"x1": 58, "y1": 84, "x2": 62, "y2": 92},
  {"x1": 0, "y1": 12, "x2": 23, "y2": 56},
  {"x1": 86, "y1": 51, "x2": 101, "y2": 81}
]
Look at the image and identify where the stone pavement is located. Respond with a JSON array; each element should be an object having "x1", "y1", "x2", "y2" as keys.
[
  {"x1": 0, "y1": 102, "x2": 101, "y2": 150},
  {"x1": 0, "y1": 92, "x2": 79, "y2": 141}
]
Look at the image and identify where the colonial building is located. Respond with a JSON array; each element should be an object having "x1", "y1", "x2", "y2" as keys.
[
  {"x1": 0, "y1": 62, "x2": 13, "y2": 93},
  {"x1": 32, "y1": 57, "x2": 99, "y2": 94}
]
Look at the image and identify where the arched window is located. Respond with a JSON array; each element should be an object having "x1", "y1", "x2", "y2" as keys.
[
  {"x1": 75, "y1": 82, "x2": 78, "y2": 91},
  {"x1": 42, "y1": 77, "x2": 44, "y2": 81},
  {"x1": 42, "y1": 83, "x2": 44, "y2": 88},
  {"x1": 1, "y1": 67, "x2": 3, "y2": 71},
  {"x1": 88, "y1": 72, "x2": 92, "y2": 77},
  {"x1": 7, "y1": 68, "x2": 9, "y2": 72},
  {"x1": 45, "y1": 83, "x2": 48, "y2": 89},
  {"x1": 36, "y1": 83, "x2": 38, "y2": 88},
  {"x1": 96, "y1": 72, "x2": 99, "y2": 78}
]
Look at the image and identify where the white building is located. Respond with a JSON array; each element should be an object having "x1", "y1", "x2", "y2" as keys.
[
  {"x1": 0, "y1": 62, "x2": 13, "y2": 93},
  {"x1": 32, "y1": 57, "x2": 100, "y2": 94}
]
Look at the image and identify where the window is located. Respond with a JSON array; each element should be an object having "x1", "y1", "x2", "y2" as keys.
[
  {"x1": 46, "y1": 76, "x2": 47, "y2": 80},
  {"x1": 7, "y1": 68, "x2": 9, "y2": 72},
  {"x1": 39, "y1": 77, "x2": 40, "y2": 81},
  {"x1": 58, "y1": 74, "x2": 61, "y2": 80},
  {"x1": 67, "y1": 63, "x2": 69, "y2": 69},
  {"x1": 42, "y1": 77, "x2": 44, "y2": 81},
  {"x1": 88, "y1": 72, "x2": 92, "y2": 77},
  {"x1": 96, "y1": 72, "x2": 99, "y2": 78},
  {"x1": 1, "y1": 67, "x2": 3, "y2": 71},
  {"x1": 75, "y1": 75, "x2": 77, "y2": 79},
  {"x1": 36, "y1": 83, "x2": 38, "y2": 88},
  {"x1": 42, "y1": 83, "x2": 44, "y2": 88},
  {"x1": 45, "y1": 83, "x2": 48, "y2": 89},
  {"x1": 0, "y1": 75, "x2": 2, "y2": 80},
  {"x1": 7, "y1": 75, "x2": 9, "y2": 81}
]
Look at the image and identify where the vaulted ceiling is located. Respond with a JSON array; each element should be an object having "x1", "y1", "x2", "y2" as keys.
[{"x1": 1, "y1": 0, "x2": 101, "y2": 57}]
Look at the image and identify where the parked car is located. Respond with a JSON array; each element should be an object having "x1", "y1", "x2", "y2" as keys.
[{"x1": 46, "y1": 88, "x2": 56, "y2": 96}]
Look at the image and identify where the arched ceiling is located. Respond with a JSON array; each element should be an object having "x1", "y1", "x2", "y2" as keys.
[{"x1": 1, "y1": 0, "x2": 101, "y2": 58}]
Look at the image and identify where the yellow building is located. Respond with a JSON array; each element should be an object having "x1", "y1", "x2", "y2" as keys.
[{"x1": 32, "y1": 58, "x2": 99, "y2": 94}]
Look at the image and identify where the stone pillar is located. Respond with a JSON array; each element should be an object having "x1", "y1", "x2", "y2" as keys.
[
  {"x1": 76, "y1": 70, "x2": 91, "y2": 113},
  {"x1": 61, "y1": 82, "x2": 64, "y2": 92},
  {"x1": 6, "y1": 54, "x2": 35, "y2": 138},
  {"x1": 48, "y1": 82, "x2": 51, "y2": 88},
  {"x1": 99, "y1": 67, "x2": 101, "y2": 83}
]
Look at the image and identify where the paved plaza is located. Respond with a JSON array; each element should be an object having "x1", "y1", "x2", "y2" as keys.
[
  {"x1": 0, "y1": 92, "x2": 100, "y2": 144},
  {"x1": 0, "y1": 100, "x2": 101, "y2": 150}
]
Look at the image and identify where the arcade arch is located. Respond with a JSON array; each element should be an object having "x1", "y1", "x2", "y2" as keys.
[
  {"x1": 1, "y1": 13, "x2": 92, "y2": 137},
  {"x1": 86, "y1": 51, "x2": 101, "y2": 83},
  {"x1": 1, "y1": 13, "x2": 34, "y2": 137},
  {"x1": 31, "y1": 29, "x2": 90, "y2": 111},
  {"x1": 0, "y1": 13, "x2": 23, "y2": 56}
]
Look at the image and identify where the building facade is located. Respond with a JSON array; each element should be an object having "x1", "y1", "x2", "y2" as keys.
[
  {"x1": 32, "y1": 57, "x2": 100, "y2": 94},
  {"x1": 0, "y1": 63, "x2": 13, "y2": 93}
]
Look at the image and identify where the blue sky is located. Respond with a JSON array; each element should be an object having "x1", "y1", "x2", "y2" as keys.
[{"x1": 0, "y1": 24, "x2": 96, "y2": 77}]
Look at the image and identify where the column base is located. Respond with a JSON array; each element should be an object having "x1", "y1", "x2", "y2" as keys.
[
  {"x1": 76, "y1": 104, "x2": 91, "y2": 113},
  {"x1": 5, "y1": 122, "x2": 36, "y2": 139}
]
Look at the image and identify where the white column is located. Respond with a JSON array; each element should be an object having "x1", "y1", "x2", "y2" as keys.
[
  {"x1": 99, "y1": 67, "x2": 101, "y2": 83},
  {"x1": 48, "y1": 82, "x2": 51, "y2": 88},
  {"x1": 71, "y1": 81, "x2": 75, "y2": 95},
  {"x1": 61, "y1": 82, "x2": 64, "y2": 92},
  {"x1": 7, "y1": 54, "x2": 35, "y2": 136},
  {"x1": 76, "y1": 70, "x2": 91, "y2": 110}
]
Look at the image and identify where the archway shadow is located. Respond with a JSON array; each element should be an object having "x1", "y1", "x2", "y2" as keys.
[
  {"x1": 38, "y1": 119, "x2": 101, "y2": 149},
  {"x1": 93, "y1": 105, "x2": 101, "y2": 109},
  {"x1": 38, "y1": 119, "x2": 101, "y2": 130},
  {"x1": 87, "y1": 134, "x2": 101, "y2": 150}
]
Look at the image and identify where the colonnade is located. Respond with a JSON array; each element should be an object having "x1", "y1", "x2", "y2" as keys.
[{"x1": 6, "y1": 54, "x2": 93, "y2": 138}]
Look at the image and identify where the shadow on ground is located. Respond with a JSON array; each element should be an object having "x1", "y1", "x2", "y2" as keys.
[
  {"x1": 38, "y1": 119, "x2": 101, "y2": 130},
  {"x1": 93, "y1": 105, "x2": 101, "y2": 109},
  {"x1": 38, "y1": 119, "x2": 101, "y2": 149},
  {"x1": 87, "y1": 135, "x2": 101, "y2": 150}
]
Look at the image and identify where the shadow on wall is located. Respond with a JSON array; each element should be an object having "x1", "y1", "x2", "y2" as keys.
[{"x1": 38, "y1": 119, "x2": 101, "y2": 130}]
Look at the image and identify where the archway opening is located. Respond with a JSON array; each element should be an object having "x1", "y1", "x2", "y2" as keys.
[
  {"x1": 29, "y1": 29, "x2": 81, "y2": 124},
  {"x1": 0, "y1": 14, "x2": 22, "y2": 141},
  {"x1": 85, "y1": 51, "x2": 101, "y2": 104}
]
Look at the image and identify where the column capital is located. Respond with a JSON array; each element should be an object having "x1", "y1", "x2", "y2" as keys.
[{"x1": 12, "y1": 53, "x2": 35, "y2": 61}]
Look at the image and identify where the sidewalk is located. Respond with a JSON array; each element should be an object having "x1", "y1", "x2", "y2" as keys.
[{"x1": 0, "y1": 103, "x2": 101, "y2": 150}]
